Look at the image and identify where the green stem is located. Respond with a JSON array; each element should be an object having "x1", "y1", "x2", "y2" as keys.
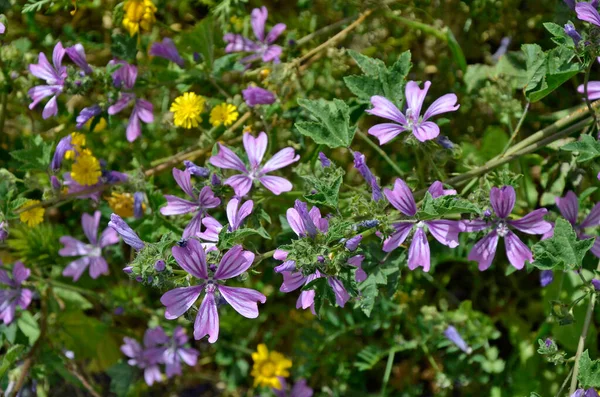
[
  {"x1": 380, "y1": 350, "x2": 396, "y2": 397},
  {"x1": 583, "y1": 60, "x2": 599, "y2": 133},
  {"x1": 501, "y1": 101, "x2": 530, "y2": 155},
  {"x1": 357, "y1": 131, "x2": 405, "y2": 176}
]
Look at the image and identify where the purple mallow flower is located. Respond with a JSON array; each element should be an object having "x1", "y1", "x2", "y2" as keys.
[
  {"x1": 0, "y1": 261, "x2": 32, "y2": 325},
  {"x1": 121, "y1": 327, "x2": 169, "y2": 386},
  {"x1": 353, "y1": 152, "x2": 383, "y2": 201},
  {"x1": 465, "y1": 186, "x2": 552, "y2": 271},
  {"x1": 224, "y1": 6, "x2": 286, "y2": 65},
  {"x1": 366, "y1": 81, "x2": 460, "y2": 144},
  {"x1": 184, "y1": 160, "x2": 210, "y2": 178},
  {"x1": 576, "y1": 1, "x2": 600, "y2": 27},
  {"x1": 591, "y1": 279, "x2": 600, "y2": 291},
  {"x1": 107, "y1": 60, "x2": 154, "y2": 142},
  {"x1": 154, "y1": 260, "x2": 166, "y2": 272},
  {"x1": 0, "y1": 221, "x2": 8, "y2": 242},
  {"x1": 571, "y1": 389, "x2": 600, "y2": 397},
  {"x1": 540, "y1": 270, "x2": 554, "y2": 287},
  {"x1": 59, "y1": 211, "x2": 119, "y2": 281},
  {"x1": 383, "y1": 179, "x2": 462, "y2": 272},
  {"x1": 62, "y1": 169, "x2": 128, "y2": 202},
  {"x1": 134, "y1": 192, "x2": 145, "y2": 219},
  {"x1": 28, "y1": 42, "x2": 67, "y2": 119},
  {"x1": 345, "y1": 235, "x2": 362, "y2": 251},
  {"x1": 51, "y1": 134, "x2": 73, "y2": 171},
  {"x1": 150, "y1": 38, "x2": 185, "y2": 67},
  {"x1": 554, "y1": 191, "x2": 600, "y2": 257},
  {"x1": 163, "y1": 326, "x2": 199, "y2": 377},
  {"x1": 76, "y1": 105, "x2": 102, "y2": 129},
  {"x1": 444, "y1": 326, "x2": 472, "y2": 354},
  {"x1": 564, "y1": 23, "x2": 582, "y2": 46},
  {"x1": 209, "y1": 132, "x2": 299, "y2": 197},
  {"x1": 108, "y1": 213, "x2": 145, "y2": 251},
  {"x1": 428, "y1": 181, "x2": 457, "y2": 198},
  {"x1": 318, "y1": 152, "x2": 331, "y2": 167},
  {"x1": 242, "y1": 86, "x2": 276, "y2": 107},
  {"x1": 197, "y1": 198, "x2": 254, "y2": 250},
  {"x1": 159, "y1": 168, "x2": 221, "y2": 238},
  {"x1": 160, "y1": 240, "x2": 266, "y2": 343},
  {"x1": 273, "y1": 377, "x2": 314, "y2": 397},
  {"x1": 65, "y1": 43, "x2": 92, "y2": 75}
]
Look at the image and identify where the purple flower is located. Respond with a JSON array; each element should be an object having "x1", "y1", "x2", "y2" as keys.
[
  {"x1": 540, "y1": 270, "x2": 554, "y2": 287},
  {"x1": 76, "y1": 105, "x2": 102, "y2": 129},
  {"x1": 108, "y1": 213, "x2": 145, "y2": 251},
  {"x1": 154, "y1": 260, "x2": 166, "y2": 272},
  {"x1": 0, "y1": 221, "x2": 8, "y2": 242},
  {"x1": 107, "y1": 60, "x2": 154, "y2": 142},
  {"x1": 242, "y1": 86, "x2": 276, "y2": 107},
  {"x1": 491, "y1": 37, "x2": 511, "y2": 63},
  {"x1": 163, "y1": 326, "x2": 199, "y2": 377},
  {"x1": 318, "y1": 152, "x2": 331, "y2": 167},
  {"x1": 366, "y1": 81, "x2": 460, "y2": 144},
  {"x1": 0, "y1": 22, "x2": 5, "y2": 34},
  {"x1": 184, "y1": 160, "x2": 210, "y2": 178},
  {"x1": 209, "y1": 132, "x2": 299, "y2": 197},
  {"x1": 565, "y1": 23, "x2": 582, "y2": 46},
  {"x1": 564, "y1": 0, "x2": 575, "y2": 10},
  {"x1": 0, "y1": 262, "x2": 33, "y2": 325},
  {"x1": 554, "y1": 191, "x2": 600, "y2": 257},
  {"x1": 443, "y1": 326, "x2": 472, "y2": 354},
  {"x1": 576, "y1": 2, "x2": 600, "y2": 27},
  {"x1": 428, "y1": 181, "x2": 457, "y2": 198},
  {"x1": 273, "y1": 377, "x2": 314, "y2": 397},
  {"x1": 59, "y1": 211, "x2": 119, "y2": 281},
  {"x1": 196, "y1": 198, "x2": 253, "y2": 248},
  {"x1": 223, "y1": 6, "x2": 286, "y2": 65},
  {"x1": 592, "y1": 279, "x2": 600, "y2": 291},
  {"x1": 65, "y1": 43, "x2": 92, "y2": 75},
  {"x1": 121, "y1": 327, "x2": 169, "y2": 386},
  {"x1": 28, "y1": 42, "x2": 67, "y2": 119},
  {"x1": 150, "y1": 38, "x2": 184, "y2": 67},
  {"x1": 348, "y1": 255, "x2": 367, "y2": 282},
  {"x1": 159, "y1": 168, "x2": 221, "y2": 238},
  {"x1": 353, "y1": 152, "x2": 383, "y2": 202},
  {"x1": 278, "y1": 270, "x2": 349, "y2": 313},
  {"x1": 345, "y1": 235, "x2": 362, "y2": 251},
  {"x1": 383, "y1": 178, "x2": 462, "y2": 272},
  {"x1": 51, "y1": 134, "x2": 74, "y2": 171},
  {"x1": 571, "y1": 389, "x2": 600, "y2": 397},
  {"x1": 134, "y1": 192, "x2": 145, "y2": 219},
  {"x1": 465, "y1": 186, "x2": 552, "y2": 271},
  {"x1": 160, "y1": 240, "x2": 266, "y2": 343},
  {"x1": 577, "y1": 81, "x2": 600, "y2": 100}
]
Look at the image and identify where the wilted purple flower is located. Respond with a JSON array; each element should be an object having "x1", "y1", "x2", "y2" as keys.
[
  {"x1": 134, "y1": 192, "x2": 145, "y2": 219},
  {"x1": 353, "y1": 151, "x2": 383, "y2": 202},
  {"x1": 0, "y1": 221, "x2": 7, "y2": 241},
  {"x1": 209, "y1": 132, "x2": 299, "y2": 197},
  {"x1": 121, "y1": 327, "x2": 169, "y2": 386},
  {"x1": 159, "y1": 168, "x2": 221, "y2": 238},
  {"x1": 211, "y1": 174, "x2": 221, "y2": 186},
  {"x1": 576, "y1": 2, "x2": 600, "y2": 27},
  {"x1": 154, "y1": 260, "x2": 166, "y2": 272},
  {"x1": 318, "y1": 152, "x2": 331, "y2": 167},
  {"x1": 383, "y1": 178, "x2": 461, "y2": 272},
  {"x1": 367, "y1": 81, "x2": 460, "y2": 144},
  {"x1": 160, "y1": 240, "x2": 266, "y2": 343},
  {"x1": 242, "y1": 86, "x2": 276, "y2": 107},
  {"x1": 571, "y1": 389, "x2": 600, "y2": 397},
  {"x1": 28, "y1": 42, "x2": 67, "y2": 119},
  {"x1": 540, "y1": 270, "x2": 554, "y2": 287},
  {"x1": 51, "y1": 134, "x2": 73, "y2": 171},
  {"x1": 345, "y1": 235, "x2": 362, "y2": 251},
  {"x1": 65, "y1": 43, "x2": 92, "y2": 75},
  {"x1": 592, "y1": 279, "x2": 600, "y2": 290},
  {"x1": 565, "y1": 23, "x2": 582, "y2": 46},
  {"x1": 491, "y1": 37, "x2": 511, "y2": 63},
  {"x1": 444, "y1": 326, "x2": 472, "y2": 354},
  {"x1": 108, "y1": 213, "x2": 145, "y2": 251},
  {"x1": 76, "y1": 105, "x2": 102, "y2": 129},
  {"x1": 150, "y1": 38, "x2": 185, "y2": 67},
  {"x1": 0, "y1": 261, "x2": 33, "y2": 325},
  {"x1": 223, "y1": 6, "x2": 286, "y2": 65},
  {"x1": 163, "y1": 326, "x2": 199, "y2": 377},
  {"x1": 273, "y1": 377, "x2": 314, "y2": 397},
  {"x1": 428, "y1": 181, "x2": 457, "y2": 198},
  {"x1": 59, "y1": 211, "x2": 119, "y2": 281},
  {"x1": 436, "y1": 135, "x2": 455, "y2": 149},
  {"x1": 184, "y1": 160, "x2": 210, "y2": 178},
  {"x1": 107, "y1": 60, "x2": 154, "y2": 142},
  {"x1": 50, "y1": 175, "x2": 61, "y2": 190},
  {"x1": 465, "y1": 186, "x2": 552, "y2": 271},
  {"x1": 554, "y1": 191, "x2": 600, "y2": 257}
]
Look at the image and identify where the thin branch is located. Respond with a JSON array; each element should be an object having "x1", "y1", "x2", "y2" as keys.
[
  {"x1": 583, "y1": 59, "x2": 600, "y2": 133},
  {"x1": 357, "y1": 130, "x2": 404, "y2": 177},
  {"x1": 501, "y1": 101, "x2": 530, "y2": 157}
]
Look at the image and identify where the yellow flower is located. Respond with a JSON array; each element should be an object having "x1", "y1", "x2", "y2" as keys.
[
  {"x1": 19, "y1": 200, "x2": 45, "y2": 227},
  {"x1": 242, "y1": 125, "x2": 252, "y2": 134},
  {"x1": 170, "y1": 92, "x2": 205, "y2": 129},
  {"x1": 65, "y1": 132, "x2": 86, "y2": 160},
  {"x1": 70, "y1": 150, "x2": 102, "y2": 186},
  {"x1": 106, "y1": 192, "x2": 141, "y2": 218},
  {"x1": 209, "y1": 103, "x2": 239, "y2": 127},
  {"x1": 251, "y1": 344, "x2": 292, "y2": 389},
  {"x1": 122, "y1": 0, "x2": 156, "y2": 36},
  {"x1": 260, "y1": 69, "x2": 270, "y2": 79}
]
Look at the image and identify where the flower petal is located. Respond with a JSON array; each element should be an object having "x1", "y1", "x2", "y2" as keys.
[
  {"x1": 62, "y1": 257, "x2": 91, "y2": 281},
  {"x1": 59, "y1": 236, "x2": 91, "y2": 256},
  {"x1": 243, "y1": 132, "x2": 268, "y2": 169},
  {"x1": 12, "y1": 262, "x2": 30, "y2": 285},
  {"x1": 426, "y1": 220, "x2": 461, "y2": 248},
  {"x1": 218, "y1": 285, "x2": 266, "y2": 318},
  {"x1": 89, "y1": 256, "x2": 109, "y2": 279},
  {"x1": 405, "y1": 81, "x2": 431, "y2": 120},
  {"x1": 382, "y1": 223, "x2": 414, "y2": 252},
  {"x1": 581, "y1": 202, "x2": 600, "y2": 228},
  {"x1": 172, "y1": 238, "x2": 208, "y2": 279},
  {"x1": 214, "y1": 245, "x2": 255, "y2": 280},
  {"x1": 366, "y1": 96, "x2": 407, "y2": 125},
  {"x1": 160, "y1": 195, "x2": 198, "y2": 215},
  {"x1": 81, "y1": 211, "x2": 100, "y2": 245},
  {"x1": 509, "y1": 208, "x2": 552, "y2": 235},
  {"x1": 408, "y1": 228, "x2": 431, "y2": 272},
  {"x1": 504, "y1": 231, "x2": 532, "y2": 270},
  {"x1": 224, "y1": 174, "x2": 253, "y2": 197},
  {"x1": 183, "y1": 212, "x2": 203, "y2": 239},
  {"x1": 412, "y1": 121, "x2": 440, "y2": 142},
  {"x1": 468, "y1": 231, "x2": 499, "y2": 271},
  {"x1": 194, "y1": 291, "x2": 219, "y2": 343},
  {"x1": 555, "y1": 191, "x2": 579, "y2": 225},
  {"x1": 280, "y1": 271, "x2": 305, "y2": 292},
  {"x1": 172, "y1": 168, "x2": 196, "y2": 199},
  {"x1": 261, "y1": 147, "x2": 299, "y2": 173},
  {"x1": 160, "y1": 286, "x2": 204, "y2": 320},
  {"x1": 259, "y1": 175, "x2": 293, "y2": 195},
  {"x1": 266, "y1": 23, "x2": 286, "y2": 44},
  {"x1": 209, "y1": 144, "x2": 248, "y2": 172},
  {"x1": 383, "y1": 178, "x2": 417, "y2": 216},
  {"x1": 422, "y1": 93, "x2": 460, "y2": 121},
  {"x1": 367, "y1": 123, "x2": 407, "y2": 145},
  {"x1": 251, "y1": 6, "x2": 267, "y2": 41},
  {"x1": 490, "y1": 186, "x2": 515, "y2": 219},
  {"x1": 327, "y1": 277, "x2": 350, "y2": 307},
  {"x1": 576, "y1": 2, "x2": 600, "y2": 27},
  {"x1": 99, "y1": 227, "x2": 119, "y2": 248}
]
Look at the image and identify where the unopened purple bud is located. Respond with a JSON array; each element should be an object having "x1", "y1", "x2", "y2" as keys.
[
  {"x1": 154, "y1": 260, "x2": 166, "y2": 272},
  {"x1": 564, "y1": 0, "x2": 575, "y2": 9},
  {"x1": 317, "y1": 255, "x2": 325, "y2": 263},
  {"x1": 242, "y1": 86, "x2": 276, "y2": 107},
  {"x1": 211, "y1": 174, "x2": 221, "y2": 186},
  {"x1": 135, "y1": 276, "x2": 143, "y2": 282},
  {"x1": 592, "y1": 279, "x2": 600, "y2": 291},
  {"x1": 184, "y1": 160, "x2": 210, "y2": 178},
  {"x1": 10, "y1": 71, "x2": 18, "y2": 80},
  {"x1": 50, "y1": 175, "x2": 61, "y2": 190},
  {"x1": 147, "y1": 276, "x2": 153, "y2": 283},
  {"x1": 345, "y1": 235, "x2": 363, "y2": 251},
  {"x1": 0, "y1": 221, "x2": 7, "y2": 242},
  {"x1": 491, "y1": 37, "x2": 511, "y2": 63},
  {"x1": 436, "y1": 135, "x2": 455, "y2": 149},
  {"x1": 134, "y1": 192, "x2": 144, "y2": 219},
  {"x1": 114, "y1": 306, "x2": 124, "y2": 315},
  {"x1": 540, "y1": 270, "x2": 554, "y2": 287},
  {"x1": 564, "y1": 24, "x2": 582, "y2": 45},
  {"x1": 274, "y1": 260, "x2": 295, "y2": 273},
  {"x1": 484, "y1": 209, "x2": 492, "y2": 218},
  {"x1": 444, "y1": 326, "x2": 472, "y2": 354},
  {"x1": 353, "y1": 151, "x2": 383, "y2": 202},
  {"x1": 544, "y1": 338, "x2": 553, "y2": 347},
  {"x1": 51, "y1": 135, "x2": 74, "y2": 171},
  {"x1": 318, "y1": 152, "x2": 331, "y2": 167},
  {"x1": 109, "y1": 214, "x2": 145, "y2": 251},
  {"x1": 356, "y1": 219, "x2": 380, "y2": 229},
  {"x1": 123, "y1": 266, "x2": 133, "y2": 274}
]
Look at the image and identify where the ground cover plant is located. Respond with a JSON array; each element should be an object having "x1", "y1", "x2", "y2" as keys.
[{"x1": 1, "y1": 0, "x2": 600, "y2": 396}]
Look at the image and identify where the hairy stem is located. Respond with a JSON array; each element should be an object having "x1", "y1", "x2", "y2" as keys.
[
  {"x1": 357, "y1": 130, "x2": 404, "y2": 177},
  {"x1": 583, "y1": 59, "x2": 599, "y2": 133},
  {"x1": 501, "y1": 101, "x2": 530, "y2": 156}
]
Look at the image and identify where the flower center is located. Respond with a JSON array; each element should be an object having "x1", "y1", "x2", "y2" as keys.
[
  {"x1": 259, "y1": 361, "x2": 276, "y2": 378},
  {"x1": 87, "y1": 245, "x2": 102, "y2": 258},
  {"x1": 496, "y1": 221, "x2": 509, "y2": 237}
]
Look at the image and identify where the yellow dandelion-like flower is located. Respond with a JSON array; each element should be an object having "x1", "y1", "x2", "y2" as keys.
[
  {"x1": 65, "y1": 132, "x2": 86, "y2": 160},
  {"x1": 70, "y1": 151, "x2": 102, "y2": 186},
  {"x1": 251, "y1": 344, "x2": 292, "y2": 389},
  {"x1": 170, "y1": 92, "x2": 205, "y2": 129},
  {"x1": 260, "y1": 68, "x2": 270, "y2": 79},
  {"x1": 19, "y1": 200, "x2": 45, "y2": 227},
  {"x1": 86, "y1": 117, "x2": 107, "y2": 132},
  {"x1": 209, "y1": 103, "x2": 239, "y2": 127},
  {"x1": 122, "y1": 0, "x2": 157, "y2": 36},
  {"x1": 106, "y1": 192, "x2": 141, "y2": 218}
]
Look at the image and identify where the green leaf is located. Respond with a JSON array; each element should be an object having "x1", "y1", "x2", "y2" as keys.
[
  {"x1": 107, "y1": 361, "x2": 135, "y2": 397},
  {"x1": 302, "y1": 166, "x2": 345, "y2": 208},
  {"x1": 0, "y1": 345, "x2": 24, "y2": 379},
  {"x1": 522, "y1": 44, "x2": 547, "y2": 93},
  {"x1": 578, "y1": 350, "x2": 600, "y2": 388},
  {"x1": 417, "y1": 192, "x2": 482, "y2": 221},
  {"x1": 446, "y1": 28, "x2": 467, "y2": 73},
  {"x1": 217, "y1": 227, "x2": 262, "y2": 250},
  {"x1": 561, "y1": 134, "x2": 600, "y2": 163},
  {"x1": 532, "y1": 218, "x2": 595, "y2": 271},
  {"x1": 526, "y1": 46, "x2": 581, "y2": 102},
  {"x1": 17, "y1": 311, "x2": 40, "y2": 344},
  {"x1": 111, "y1": 34, "x2": 137, "y2": 61},
  {"x1": 296, "y1": 98, "x2": 356, "y2": 148},
  {"x1": 53, "y1": 288, "x2": 93, "y2": 311},
  {"x1": 9, "y1": 135, "x2": 53, "y2": 172},
  {"x1": 544, "y1": 22, "x2": 573, "y2": 47},
  {"x1": 181, "y1": 17, "x2": 216, "y2": 69}
]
